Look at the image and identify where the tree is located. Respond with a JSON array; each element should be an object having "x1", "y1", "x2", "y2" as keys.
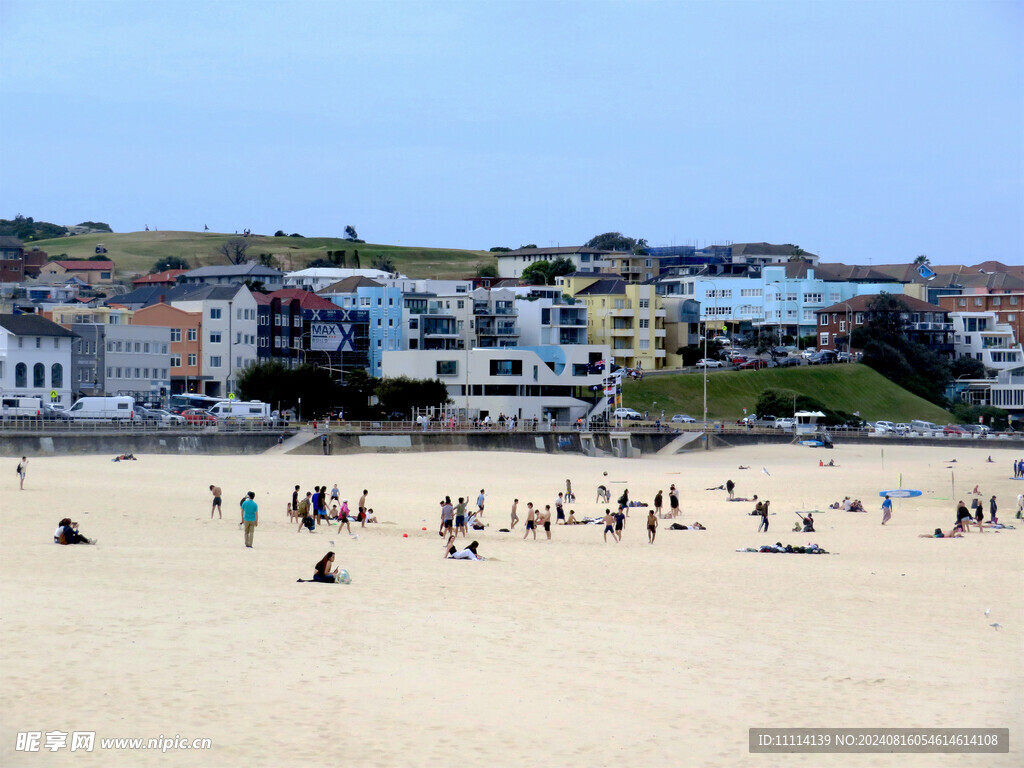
[
  {"x1": 950, "y1": 356, "x2": 986, "y2": 380},
  {"x1": 521, "y1": 257, "x2": 575, "y2": 286},
  {"x1": 489, "y1": 246, "x2": 511, "y2": 253},
  {"x1": 307, "y1": 258, "x2": 335, "y2": 269},
  {"x1": 753, "y1": 331, "x2": 779, "y2": 361},
  {"x1": 274, "y1": 230, "x2": 287, "y2": 237},
  {"x1": 849, "y1": 293, "x2": 908, "y2": 346},
  {"x1": 77, "y1": 221, "x2": 113, "y2": 232},
  {"x1": 243, "y1": 279, "x2": 267, "y2": 294},
  {"x1": 476, "y1": 263, "x2": 499, "y2": 278},
  {"x1": 585, "y1": 232, "x2": 637, "y2": 251},
  {"x1": 519, "y1": 243, "x2": 538, "y2": 250},
  {"x1": 215, "y1": 237, "x2": 250, "y2": 265},
  {"x1": 374, "y1": 376, "x2": 451, "y2": 419},
  {"x1": 256, "y1": 252, "x2": 279, "y2": 268},
  {"x1": 371, "y1": 255, "x2": 396, "y2": 273},
  {"x1": 632, "y1": 238, "x2": 649, "y2": 255},
  {"x1": 150, "y1": 255, "x2": 190, "y2": 273},
  {"x1": 344, "y1": 225, "x2": 361, "y2": 242},
  {"x1": 913, "y1": 254, "x2": 930, "y2": 266},
  {"x1": 754, "y1": 388, "x2": 862, "y2": 426},
  {"x1": 788, "y1": 246, "x2": 806, "y2": 262}
]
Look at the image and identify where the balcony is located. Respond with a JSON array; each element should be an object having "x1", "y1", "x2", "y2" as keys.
[
  {"x1": 611, "y1": 348, "x2": 634, "y2": 358},
  {"x1": 552, "y1": 313, "x2": 587, "y2": 327},
  {"x1": 610, "y1": 327, "x2": 633, "y2": 337},
  {"x1": 654, "y1": 328, "x2": 667, "y2": 338},
  {"x1": 478, "y1": 326, "x2": 520, "y2": 337}
]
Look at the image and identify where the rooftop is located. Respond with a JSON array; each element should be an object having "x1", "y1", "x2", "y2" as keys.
[{"x1": 0, "y1": 313, "x2": 78, "y2": 337}]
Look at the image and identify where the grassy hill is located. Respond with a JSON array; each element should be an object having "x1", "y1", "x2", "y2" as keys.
[
  {"x1": 25, "y1": 230, "x2": 495, "y2": 280},
  {"x1": 622, "y1": 363, "x2": 954, "y2": 423}
]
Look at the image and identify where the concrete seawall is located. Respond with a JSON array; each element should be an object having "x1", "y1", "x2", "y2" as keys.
[{"x1": 0, "y1": 432, "x2": 282, "y2": 457}]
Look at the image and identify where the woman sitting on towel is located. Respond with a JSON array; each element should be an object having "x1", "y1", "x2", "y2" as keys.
[
  {"x1": 313, "y1": 552, "x2": 340, "y2": 582},
  {"x1": 447, "y1": 540, "x2": 485, "y2": 560},
  {"x1": 54, "y1": 518, "x2": 93, "y2": 545}
]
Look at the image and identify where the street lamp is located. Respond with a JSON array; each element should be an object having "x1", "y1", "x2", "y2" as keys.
[{"x1": 702, "y1": 279, "x2": 720, "y2": 425}]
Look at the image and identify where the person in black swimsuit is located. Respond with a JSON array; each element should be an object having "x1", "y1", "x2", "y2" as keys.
[{"x1": 313, "y1": 552, "x2": 340, "y2": 583}]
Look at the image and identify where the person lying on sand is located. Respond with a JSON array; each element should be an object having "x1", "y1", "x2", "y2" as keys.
[
  {"x1": 919, "y1": 528, "x2": 962, "y2": 538},
  {"x1": 447, "y1": 540, "x2": 485, "y2": 560},
  {"x1": 669, "y1": 522, "x2": 706, "y2": 530},
  {"x1": 737, "y1": 465, "x2": 750, "y2": 470},
  {"x1": 705, "y1": 484, "x2": 725, "y2": 491}
]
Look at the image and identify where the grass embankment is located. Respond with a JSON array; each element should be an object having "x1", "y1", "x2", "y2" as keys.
[
  {"x1": 622, "y1": 363, "x2": 954, "y2": 423},
  {"x1": 26, "y1": 230, "x2": 495, "y2": 280}
]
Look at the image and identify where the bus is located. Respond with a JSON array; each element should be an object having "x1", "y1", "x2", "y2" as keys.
[{"x1": 168, "y1": 393, "x2": 222, "y2": 414}]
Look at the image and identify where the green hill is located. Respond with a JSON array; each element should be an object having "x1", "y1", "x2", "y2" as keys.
[
  {"x1": 622, "y1": 363, "x2": 954, "y2": 423},
  {"x1": 25, "y1": 230, "x2": 495, "y2": 280}
]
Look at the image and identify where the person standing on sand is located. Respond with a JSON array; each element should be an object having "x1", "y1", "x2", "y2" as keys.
[
  {"x1": 241, "y1": 491, "x2": 258, "y2": 548},
  {"x1": 555, "y1": 493, "x2": 565, "y2": 524},
  {"x1": 510, "y1": 499, "x2": 519, "y2": 530},
  {"x1": 541, "y1": 505, "x2": 552, "y2": 539},
  {"x1": 758, "y1": 500, "x2": 769, "y2": 532},
  {"x1": 881, "y1": 494, "x2": 893, "y2": 525},
  {"x1": 476, "y1": 489, "x2": 486, "y2": 518},
  {"x1": 455, "y1": 496, "x2": 468, "y2": 538},
  {"x1": 16, "y1": 456, "x2": 27, "y2": 490},
  {"x1": 726, "y1": 479, "x2": 735, "y2": 500},
  {"x1": 1016, "y1": 492, "x2": 1023, "y2": 519},
  {"x1": 654, "y1": 490, "x2": 663, "y2": 518},
  {"x1": 669, "y1": 485, "x2": 679, "y2": 518},
  {"x1": 292, "y1": 485, "x2": 300, "y2": 515},
  {"x1": 647, "y1": 509, "x2": 658, "y2": 543},
  {"x1": 989, "y1": 495, "x2": 998, "y2": 524},
  {"x1": 440, "y1": 498, "x2": 454, "y2": 537},
  {"x1": 565, "y1": 478, "x2": 574, "y2": 503},
  {"x1": 330, "y1": 483, "x2": 340, "y2": 505},
  {"x1": 614, "y1": 508, "x2": 625, "y2": 539},
  {"x1": 603, "y1": 510, "x2": 617, "y2": 542},
  {"x1": 210, "y1": 484, "x2": 222, "y2": 519},
  {"x1": 523, "y1": 503, "x2": 537, "y2": 540},
  {"x1": 358, "y1": 490, "x2": 369, "y2": 527}
]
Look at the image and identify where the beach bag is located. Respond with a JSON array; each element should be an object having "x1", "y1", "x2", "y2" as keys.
[
  {"x1": 16, "y1": 463, "x2": 22, "y2": 475},
  {"x1": 303, "y1": 516, "x2": 315, "y2": 531}
]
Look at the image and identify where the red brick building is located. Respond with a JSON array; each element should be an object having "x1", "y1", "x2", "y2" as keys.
[{"x1": 814, "y1": 294, "x2": 952, "y2": 355}]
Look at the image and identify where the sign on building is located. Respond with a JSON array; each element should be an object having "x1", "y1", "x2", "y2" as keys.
[{"x1": 311, "y1": 323, "x2": 356, "y2": 351}]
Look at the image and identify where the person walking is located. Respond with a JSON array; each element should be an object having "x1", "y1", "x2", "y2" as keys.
[
  {"x1": 669, "y1": 484, "x2": 679, "y2": 518},
  {"x1": 758, "y1": 500, "x2": 770, "y2": 532},
  {"x1": 647, "y1": 509, "x2": 658, "y2": 543},
  {"x1": 881, "y1": 494, "x2": 893, "y2": 526},
  {"x1": 510, "y1": 498, "x2": 519, "y2": 530},
  {"x1": 241, "y1": 491, "x2": 259, "y2": 548},
  {"x1": 654, "y1": 489, "x2": 663, "y2": 518},
  {"x1": 209, "y1": 484, "x2": 223, "y2": 519},
  {"x1": 523, "y1": 503, "x2": 537, "y2": 540}
]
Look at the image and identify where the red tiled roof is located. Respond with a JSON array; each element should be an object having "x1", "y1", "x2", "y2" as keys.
[
  {"x1": 268, "y1": 288, "x2": 338, "y2": 310},
  {"x1": 132, "y1": 269, "x2": 187, "y2": 285},
  {"x1": 815, "y1": 293, "x2": 945, "y2": 314},
  {"x1": 54, "y1": 260, "x2": 115, "y2": 270}
]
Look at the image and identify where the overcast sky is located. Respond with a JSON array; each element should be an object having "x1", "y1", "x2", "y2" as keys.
[{"x1": 1, "y1": 0, "x2": 1020, "y2": 264}]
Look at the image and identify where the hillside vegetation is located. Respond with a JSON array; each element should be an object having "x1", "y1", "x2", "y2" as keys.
[
  {"x1": 622, "y1": 364, "x2": 954, "y2": 423},
  {"x1": 26, "y1": 230, "x2": 496, "y2": 280}
]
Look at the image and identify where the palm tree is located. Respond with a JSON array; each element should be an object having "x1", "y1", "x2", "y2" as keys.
[
  {"x1": 788, "y1": 246, "x2": 806, "y2": 262},
  {"x1": 913, "y1": 254, "x2": 929, "y2": 266}
]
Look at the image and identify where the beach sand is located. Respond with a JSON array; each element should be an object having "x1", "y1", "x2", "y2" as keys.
[{"x1": 1, "y1": 443, "x2": 1020, "y2": 767}]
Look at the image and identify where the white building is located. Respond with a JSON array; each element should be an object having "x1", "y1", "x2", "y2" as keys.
[
  {"x1": 949, "y1": 312, "x2": 1023, "y2": 370},
  {"x1": 0, "y1": 313, "x2": 76, "y2": 406},
  {"x1": 515, "y1": 297, "x2": 588, "y2": 346},
  {"x1": 381, "y1": 344, "x2": 612, "y2": 423},
  {"x1": 285, "y1": 268, "x2": 395, "y2": 292},
  {"x1": 494, "y1": 246, "x2": 612, "y2": 279},
  {"x1": 171, "y1": 285, "x2": 258, "y2": 398}
]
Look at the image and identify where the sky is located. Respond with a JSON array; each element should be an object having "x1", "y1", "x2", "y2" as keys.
[{"x1": 1, "y1": 0, "x2": 1021, "y2": 265}]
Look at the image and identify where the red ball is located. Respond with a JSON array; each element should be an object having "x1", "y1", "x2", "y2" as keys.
[
  {"x1": 421, "y1": 527, "x2": 427, "y2": 531},
  {"x1": 403, "y1": 533, "x2": 408, "y2": 538}
]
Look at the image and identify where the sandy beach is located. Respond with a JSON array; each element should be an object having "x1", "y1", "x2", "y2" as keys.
[{"x1": 1, "y1": 443, "x2": 1021, "y2": 767}]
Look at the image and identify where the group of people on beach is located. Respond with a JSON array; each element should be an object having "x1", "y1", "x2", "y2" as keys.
[
  {"x1": 438, "y1": 489, "x2": 486, "y2": 538},
  {"x1": 289, "y1": 484, "x2": 374, "y2": 532}
]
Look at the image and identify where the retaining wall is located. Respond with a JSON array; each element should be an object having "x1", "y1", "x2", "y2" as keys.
[{"x1": 0, "y1": 432, "x2": 282, "y2": 457}]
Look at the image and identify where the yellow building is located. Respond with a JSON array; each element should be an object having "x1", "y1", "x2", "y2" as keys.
[
  {"x1": 560, "y1": 274, "x2": 666, "y2": 370},
  {"x1": 45, "y1": 305, "x2": 135, "y2": 325}
]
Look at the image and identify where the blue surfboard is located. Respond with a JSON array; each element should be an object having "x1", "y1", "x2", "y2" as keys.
[{"x1": 878, "y1": 489, "x2": 922, "y2": 498}]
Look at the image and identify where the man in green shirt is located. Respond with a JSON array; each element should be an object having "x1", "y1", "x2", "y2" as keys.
[{"x1": 241, "y1": 491, "x2": 259, "y2": 548}]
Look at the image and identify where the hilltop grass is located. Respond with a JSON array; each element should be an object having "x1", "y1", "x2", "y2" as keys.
[
  {"x1": 622, "y1": 364, "x2": 954, "y2": 423},
  {"x1": 25, "y1": 230, "x2": 496, "y2": 280}
]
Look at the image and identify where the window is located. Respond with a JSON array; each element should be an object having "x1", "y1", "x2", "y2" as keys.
[
  {"x1": 819, "y1": 315, "x2": 828, "y2": 326},
  {"x1": 162, "y1": 344, "x2": 168, "y2": 354},
  {"x1": 489, "y1": 360, "x2": 523, "y2": 376},
  {"x1": 974, "y1": 298, "x2": 983, "y2": 306},
  {"x1": 639, "y1": 299, "x2": 650, "y2": 309},
  {"x1": 106, "y1": 366, "x2": 113, "y2": 378},
  {"x1": 133, "y1": 368, "x2": 140, "y2": 378},
  {"x1": 170, "y1": 355, "x2": 182, "y2": 367},
  {"x1": 236, "y1": 357, "x2": 243, "y2": 368},
  {"x1": 236, "y1": 333, "x2": 242, "y2": 344},
  {"x1": 32, "y1": 362, "x2": 45, "y2": 387},
  {"x1": 638, "y1": 339, "x2": 650, "y2": 349},
  {"x1": 170, "y1": 328, "x2": 181, "y2": 342},
  {"x1": 134, "y1": 342, "x2": 140, "y2": 352},
  {"x1": 855, "y1": 312, "x2": 864, "y2": 324},
  {"x1": 819, "y1": 332, "x2": 829, "y2": 346},
  {"x1": 187, "y1": 354, "x2": 197, "y2": 366},
  {"x1": 107, "y1": 341, "x2": 115, "y2": 352},
  {"x1": 210, "y1": 356, "x2": 222, "y2": 368},
  {"x1": 839, "y1": 320, "x2": 846, "y2": 332},
  {"x1": 993, "y1": 297, "x2": 1001, "y2": 306},
  {"x1": 803, "y1": 293, "x2": 823, "y2": 303},
  {"x1": 210, "y1": 308, "x2": 222, "y2": 319},
  {"x1": 15, "y1": 362, "x2": 26, "y2": 388},
  {"x1": 457, "y1": 300, "x2": 464, "y2": 309},
  {"x1": 639, "y1": 319, "x2": 649, "y2": 329},
  {"x1": 436, "y1": 360, "x2": 458, "y2": 376},
  {"x1": 210, "y1": 332, "x2": 222, "y2": 344},
  {"x1": 54, "y1": 337, "x2": 60, "y2": 348},
  {"x1": 1010, "y1": 296, "x2": 1018, "y2": 305},
  {"x1": 115, "y1": 367, "x2": 123, "y2": 378},
  {"x1": 236, "y1": 309, "x2": 242, "y2": 320},
  {"x1": 958, "y1": 298, "x2": 967, "y2": 307},
  {"x1": 188, "y1": 329, "x2": 197, "y2": 341}
]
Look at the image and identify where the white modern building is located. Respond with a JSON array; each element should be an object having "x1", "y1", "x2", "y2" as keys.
[
  {"x1": 949, "y1": 312, "x2": 1023, "y2": 370},
  {"x1": 171, "y1": 285, "x2": 258, "y2": 398},
  {"x1": 494, "y1": 246, "x2": 612, "y2": 279},
  {"x1": 286, "y1": 268, "x2": 394, "y2": 292},
  {"x1": 381, "y1": 344, "x2": 612, "y2": 423},
  {"x1": 515, "y1": 297, "x2": 588, "y2": 346},
  {"x1": 0, "y1": 314, "x2": 76, "y2": 406}
]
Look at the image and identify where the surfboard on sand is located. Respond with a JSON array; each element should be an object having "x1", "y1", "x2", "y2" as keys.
[{"x1": 878, "y1": 489, "x2": 922, "y2": 498}]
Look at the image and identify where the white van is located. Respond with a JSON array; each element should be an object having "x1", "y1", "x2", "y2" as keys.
[
  {"x1": 207, "y1": 400, "x2": 271, "y2": 423},
  {"x1": 1, "y1": 396, "x2": 43, "y2": 420},
  {"x1": 68, "y1": 396, "x2": 135, "y2": 421},
  {"x1": 910, "y1": 420, "x2": 941, "y2": 437}
]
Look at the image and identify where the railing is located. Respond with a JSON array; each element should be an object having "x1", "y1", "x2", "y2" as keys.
[{"x1": 0, "y1": 419, "x2": 292, "y2": 435}]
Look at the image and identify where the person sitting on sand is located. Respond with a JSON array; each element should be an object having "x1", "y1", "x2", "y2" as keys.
[
  {"x1": 850, "y1": 499, "x2": 864, "y2": 512},
  {"x1": 829, "y1": 501, "x2": 840, "y2": 509},
  {"x1": 313, "y1": 551, "x2": 341, "y2": 582},
  {"x1": 566, "y1": 509, "x2": 578, "y2": 525},
  {"x1": 447, "y1": 540, "x2": 485, "y2": 560},
  {"x1": 112, "y1": 453, "x2": 136, "y2": 462},
  {"x1": 54, "y1": 518, "x2": 94, "y2": 545},
  {"x1": 971, "y1": 485, "x2": 981, "y2": 495},
  {"x1": 364, "y1": 508, "x2": 378, "y2": 524},
  {"x1": 801, "y1": 513, "x2": 815, "y2": 533}
]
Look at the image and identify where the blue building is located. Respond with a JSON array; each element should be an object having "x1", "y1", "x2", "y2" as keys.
[{"x1": 319, "y1": 277, "x2": 403, "y2": 377}]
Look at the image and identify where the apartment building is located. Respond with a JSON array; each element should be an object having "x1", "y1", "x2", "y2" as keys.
[
  {"x1": 948, "y1": 312, "x2": 1023, "y2": 370},
  {"x1": 69, "y1": 323, "x2": 171, "y2": 403},
  {"x1": 132, "y1": 303, "x2": 203, "y2": 395},
  {"x1": 0, "y1": 314, "x2": 76, "y2": 406}
]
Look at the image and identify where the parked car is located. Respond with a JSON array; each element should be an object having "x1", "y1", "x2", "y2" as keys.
[
  {"x1": 133, "y1": 405, "x2": 163, "y2": 423},
  {"x1": 612, "y1": 407, "x2": 643, "y2": 421},
  {"x1": 671, "y1": 414, "x2": 696, "y2": 423},
  {"x1": 808, "y1": 351, "x2": 838, "y2": 365},
  {"x1": 894, "y1": 423, "x2": 912, "y2": 435},
  {"x1": 836, "y1": 351, "x2": 854, "y2": 362},
  {"x1": 148, "y1": 408, "x2": 185, "y2": 425},
  {"x1": 774, "y1": 417, "x2": 796, "y2": 429},
  {"x1": 728, "y1": 354, "x2": 749, "y2": 365},
  {"x1": 873, "y1": 420, "x2": 896, "y2": 434},
  {"x1": 712, "y1": 336, "x2": 731, "y2": 345},
  {"x1": 39, "y1": 403, "x2": 71, "y2": 421},
  {"x1": 909, "y1": 420, "x2": 942, "y2": 436},
  {"x1": 943, "y1": 424, "x2": 968, "y2": 436},
  {"x1": 801, "y1": 348, "x2": 817, "y2": 359},
  {"x1": 696, "y1": 358, "x2": 723, "y2": 368},
  {"x1": 738, "y1": 359, "x2": 768, "y2": 370},
  {"x1": 774, "y1": 356, "x2": 802, "y2": 367},
  {"x1": 182, "y1": 408, "x2": 218, "y2": 426},
  {"x1": 770, "y1": 347, "x2": 789, "y2": 357}
]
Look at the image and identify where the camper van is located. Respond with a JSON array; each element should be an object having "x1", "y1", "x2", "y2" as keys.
[
  {"x1": 67, "y1": 396, "x2": 135, "y2": 421},
  {"x1": 1, "y1": 396, "x2": 43, "y2": 420},
  {"x1": 207, "y1": 400, "x2": 272, "y2": 424}
]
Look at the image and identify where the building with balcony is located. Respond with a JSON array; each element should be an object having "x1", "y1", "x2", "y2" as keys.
[
  {"x1": 401, "y1": 294, "x2": 462, "y2": 351},
  {"x1": 381, "y1": 344, "x2": 613, "y2": 423},
  {"x1": 179, "y1": 263, "x2": 285, "y2": 291},
  {"x1": 0, "y1": 313, "x2": 76, "y2": 406},
  {"x1": 813, "y1": 294, "x2": 953, "y2": 356},
  {"x1": 515, "y1": 297, "x2": 588, "y2": 346},
  {"x1": 939, "y1": 293, "x2": 1024, "y2": 357},
  {"x1": 494, "y1": 246, "x2": 613, "y2": 279},
  {"x1": 559, "y1": 275, "x2": 666, "y2": 370},
  {"x1": 318, "y1": 277, "x2": 401, "y2": 376},
  {"x1": 948, "y1": 312, "x2": 1023, "y2": 370}
]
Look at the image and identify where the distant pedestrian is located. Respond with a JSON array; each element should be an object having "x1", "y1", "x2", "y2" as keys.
[
  {"x1": 602, "y1": 509, "x2": 618, "y2": 543},
  {"x1": 758, "y1": 500, "x2": 769, "y2": 532},
  {"x1": 241, "y1": 491, "x2": 259, "y2": 548},
  {"x1": 321, "y1": 435, "x2": 328, "y2": 455},
  {"x1": 881, "y1": 494, "x2": 893, "y2": 525},
  {"x1": 210, "y1": 484, "x2": 222, "y2": 519},
  {"x1": 726, "y1": 479, "x2": 735, "y2": 500},
  {"x1": 614, "y1": 509, "x2": 625, "y2": 539},
  {"x1": 523, "y1": 503, "x2": 537, "y2": 540},
  {"x1": 555, "y1": 493, "x2": 565, "y2": 524},
  {"x1": 312, "y1": 419, "x2": 318, "y2": 435},
  {"x1": 455, "y1": 497, "x2": 468, "y2": 538},
  {"x1": 510, "y1": 498, "x2": 519, "y2": 530},
  {"x1": 669, "y1": 485, "x2": 679, "y2": 517},
  {"x1": 647, "y1": 510, "x2": 658, "y2": 543},
  {"x1": 654, "y1": 489, "x2": 663, "y2": 518},
  {"x1": 358, "y1": 489, "x2": 368, "y2": 527},
  {"x1": 476, "y1": 489, "x2": 486, "y2": 517},
  {"x1": 989, "y1": 496, "x2": 998, "y2": 524},
  {"x1": 541, "y1": 505, "x2": 552, "y2": 539},
  {"x1": 17, "y1": 456, "x2": 28, "y2": 490}
]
